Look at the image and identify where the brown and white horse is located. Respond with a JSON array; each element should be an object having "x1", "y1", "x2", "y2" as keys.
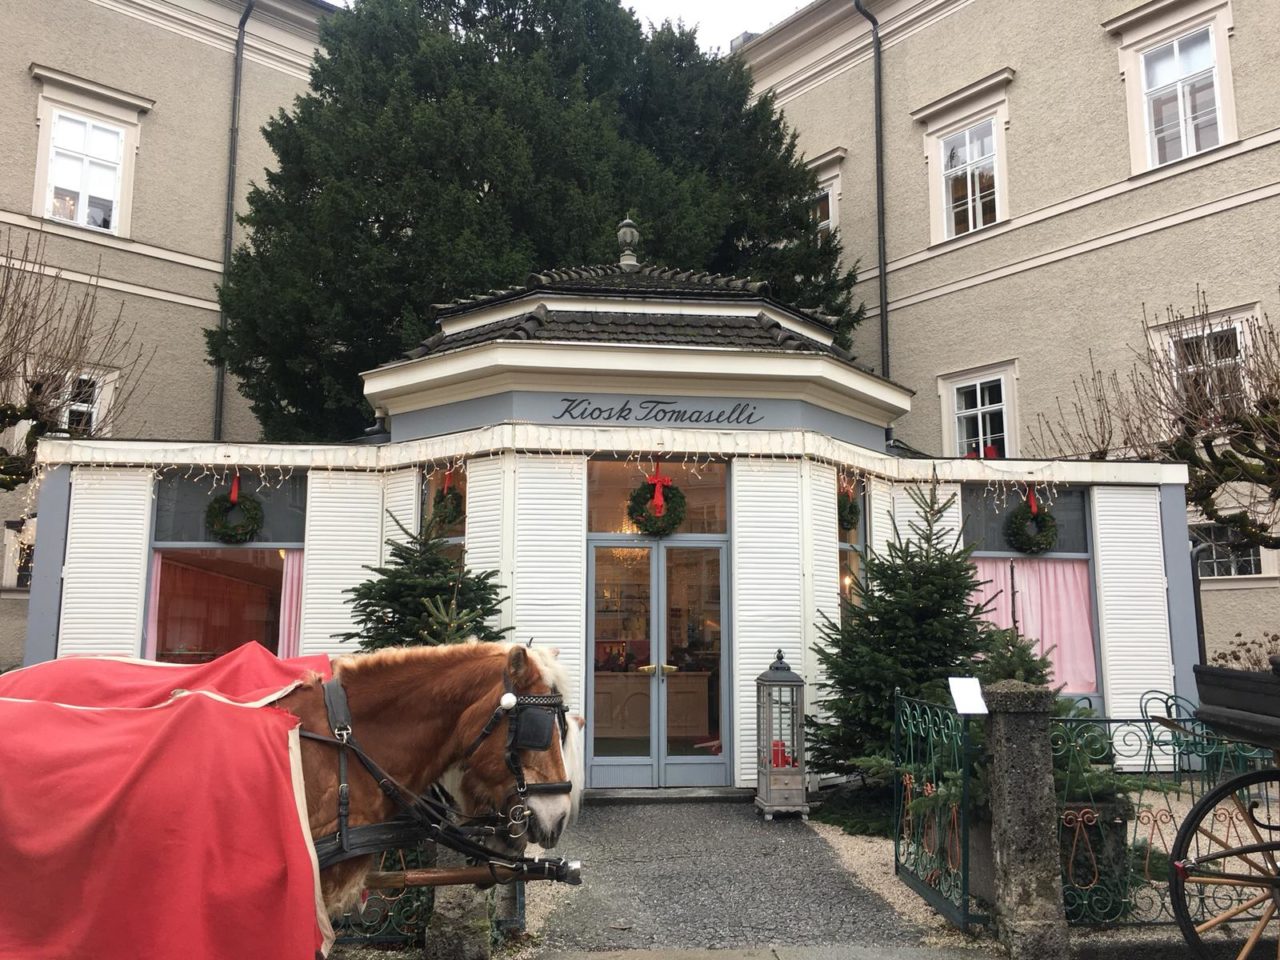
[{"x1": 279, "y1": 641, "x2": 583, "y2": 912}]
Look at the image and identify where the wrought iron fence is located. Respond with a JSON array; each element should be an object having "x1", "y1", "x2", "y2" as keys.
[
  {"x1": 893, "y1": 692, "x2": 986, "y2": 931},
  {"x1": 333, "y1": 844, "x2": 434, "y2": 945},
  {"x1": 1051, "y1": 691, "x2": 1270, "y2": 927}
]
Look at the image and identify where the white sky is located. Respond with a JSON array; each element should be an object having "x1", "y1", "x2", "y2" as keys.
[{"x1": 623, "y1": 0, "x2": 808, "y2": 52}]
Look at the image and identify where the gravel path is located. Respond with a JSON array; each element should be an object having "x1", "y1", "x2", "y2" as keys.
[{"x1": 521, "y1": 802, "x2": 924, "y2": 955}]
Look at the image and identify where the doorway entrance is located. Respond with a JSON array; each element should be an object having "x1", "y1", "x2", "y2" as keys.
[{"x1": 587, "y1": 542, "x2": 729, "y2": 787}]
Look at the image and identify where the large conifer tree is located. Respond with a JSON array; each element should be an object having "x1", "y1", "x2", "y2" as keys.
[
  {"x1": 808, "y1": 485, "x2": 993, "y2": 775},
  {"x1": 210, "y1": 0, "x2": 861, "y2": 441}
]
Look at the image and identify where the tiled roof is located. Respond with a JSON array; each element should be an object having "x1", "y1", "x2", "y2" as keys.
[
  {"x1": 428, "y1": 262, "x2": 840, "y2": 328},
  {"x1": 405, "y1": 305, "x2": 853, "y2": 363}
]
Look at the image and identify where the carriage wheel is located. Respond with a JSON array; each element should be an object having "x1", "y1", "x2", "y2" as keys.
[{"x1": 1171, "y1": 769, "x2": 1280, "y2": 959}]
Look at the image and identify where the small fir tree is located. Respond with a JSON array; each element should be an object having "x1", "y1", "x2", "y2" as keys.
[
  {"x1": 341, "y1": 514, "x2": 509, "y2": 650},
  {"x1": 808, "y1": 484, "x2": 993, "y2": 775}
]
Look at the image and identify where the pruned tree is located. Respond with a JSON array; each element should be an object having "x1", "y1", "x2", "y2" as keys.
[
  {"x1": 1032, "y1": 289, "x2": 1280, "y2": 548},
  {"x1": 0, "y1": 231, "x2": 151, "y2": 490}
]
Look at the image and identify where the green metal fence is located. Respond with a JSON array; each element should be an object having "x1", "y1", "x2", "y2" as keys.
[
  {"x1": 893, "y1": 692, "x2": 987, "y2": 931},
  {"x1": 1051, "y1": 691, "x2": 1269, "y2": 927},
  {"x1": 333, "y1": 844, "x2": 434, "y2": 946}
]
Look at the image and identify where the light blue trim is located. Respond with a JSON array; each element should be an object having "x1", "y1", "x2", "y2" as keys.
[
  {"x1": 24, "y1": 466, "x2": 72, "y2": 665},
  {"x1": 1160, "y1": 483, "x2": 1200, "y2": 705}
]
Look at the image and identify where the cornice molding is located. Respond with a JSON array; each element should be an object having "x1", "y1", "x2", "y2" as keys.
[
  {"x1": 806, "y1": 145, "x2": 848, "y2": 173},
  {"x1": 909, "y1": 67, "x2": 1015, "y2": 126},
  {"x1": 1102, "y1": 0, "x2": 1228, "y2": 36},
  {"x1": 29, "y1": 64, "x2": 155, "y2": 114}
]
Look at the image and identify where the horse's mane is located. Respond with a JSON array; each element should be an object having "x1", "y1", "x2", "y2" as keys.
[{"x1": 332, "y1": 641, "x2": 573, "y2": 699}]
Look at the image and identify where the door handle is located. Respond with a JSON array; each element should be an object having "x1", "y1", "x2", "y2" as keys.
[
  {"x1": 662, "y1": 664, "x2": 678, "y2": 674},
  {"x1": 637, "y1": 664, "x2": 657, "y2": 675}
]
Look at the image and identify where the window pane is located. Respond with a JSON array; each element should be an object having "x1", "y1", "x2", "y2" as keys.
[
  {"x1": 1179, "y1": 28, "x2": 1213, "y2": 75},
  {"x1": 66, "y1": 406, "x2": 94, "y2": 434},
  {"x1": 1186, "y1": 75, "x2": 1219, "y2": 152},
  {"x1": 971, "y1": 121, "x2": 994, "y2": 160},
  {"x1": 53, "y1": 115, "x2": 86, "y2": 152},
  {"x1": 87, "y1": 125, "x2": 121, "y2": 162},
  {"x1": 424, "y1": 468, "x2": 467, "y2": 540},
  {"x1": 87, "y1": 161, "x2": 116, "y2": 201},
  {"x1": 87, "y1": 196, "x2": 113, "y2": 230},
  {"x1": 812, "y1": 192, "x2": 830, "y2": 225},
  {"x1": 980, "y1": 379, "x2": 1002, "y2": 406},
  {"x1": 51, "y1": 187, "x2": 79, "y2": 222},
  {"x1": 1209, "y1": 329, "x2": 1239, "y2": 361},
  {"x1": 70, "y1": 377, "x2": 96, "y2": 406},
  {"x1": 1144, "y1": 42, "x2": 1177, "y2": 89},
  {"x1": 956, "y1": 384, "x2": 979, "y2": 411},
  {"x1": 958, "y1": 412, "x2": 980, "y2": 447},
  {"x1": 975, "y1": 163, "x2": 996, "y2": 227},
  {"x1": 154, "y1": 549, "x2": 284, "y2": 663},
  {"x1": 1149, "y1": 89, "x2": 1183, "y2": 164},
  {"x1": 153, "y1": 475, "x2": 309, "y2": 543},
  {"x1": 587, "y1": 461, "x2": 727, "y2": 535},
  {"x1": 52, "y1": 152, "x2": 83, "y2": 190},
  {"x1": 942, "y1": 132, "x2": 968, "y2": 170},
  {"x1": 982, "y1": 409, "x2": 1005, "y2": 442}
]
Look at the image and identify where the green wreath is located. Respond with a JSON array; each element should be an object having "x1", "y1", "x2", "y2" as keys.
[
  {"x1": 1004, "y1": 502, "x2": 1058, "y2": 554},
  {"x1": 627, "y1": 481, "x2": 687, "y2": 538},
  {"x1": 205, "y1": 493, "x2": 264, "y2": 544},
  {"x1": 838, "y1": 492, "x2": 861, "y2": 532},
  {"x1": 432, "y1": 488, "x2": 465, "y2": 526}
]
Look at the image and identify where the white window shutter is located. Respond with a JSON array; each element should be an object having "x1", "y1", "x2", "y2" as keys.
[
  {"x1": 809, "y1": 462, "x2": 840, "y2": 629},
  {"x1": 465, "y1": 456, "x2": 508, "y2": 629},
  {"x1": 868, "y1": 477, "x2": 895, "y2": 557},
  {"x1": 513, "y1": 456, "x2": 586, "y2": 707},
  {"x1": 381, "y1": 468, "x2": 420, "y2": 557},
  {"x1": 871, "y1": 481, "x2": 962, "y2": 554},
  {"x1": 733, "y1": 459, "x2": 804, "y2": 786},
  {"x1": 299, "y1": 471, "x2": 384, "y2": 657},
  {"x1": 1092, "y1": 487, "x2": 1174, "y2": 720},
  {"x1": 58, "y1": 467, "x2": 152, "y2": 657}
]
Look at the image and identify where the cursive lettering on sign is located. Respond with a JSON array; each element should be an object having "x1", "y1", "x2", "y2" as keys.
[{"x1": 552, "y1": 396, "x2": 764, "y2": 426}]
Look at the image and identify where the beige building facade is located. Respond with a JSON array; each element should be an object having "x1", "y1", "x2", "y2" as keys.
[
  {"x1": 741, "y1": 0, "x2": 1280, "y2": 661},
  {"x1": 0, "y1": 0, "x2": 332, "y2": 667}
]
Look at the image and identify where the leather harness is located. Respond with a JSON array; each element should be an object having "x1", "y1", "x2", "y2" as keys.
[{"x1": 300, "y1": 673, "x2": 576, "y2": 882}]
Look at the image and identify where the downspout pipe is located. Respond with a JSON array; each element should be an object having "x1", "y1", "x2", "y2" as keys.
[
  {"x1": 1190, "y1": 541, "x2": 1213, "y2": 667},
  {"x1": 214, "y1": 0, "x2": 255, "y2": 442},
  {"x1": 852, "y1": 0, "x2": 889, "y2": 382}
]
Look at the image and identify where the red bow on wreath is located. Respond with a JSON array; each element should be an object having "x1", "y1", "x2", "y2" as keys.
[
  {"x1": 229, "y1": 474, "x2": 240, "y2": 505},
  {"x1": 646, "y1": 464, "x2": 673, "y2": 517},
  {"x1": 1027, "y1": 489, "x2": 1038, "y2": 516},
  {"x1": 443, "y1": 469, "x2": 454, "y2": 494}
]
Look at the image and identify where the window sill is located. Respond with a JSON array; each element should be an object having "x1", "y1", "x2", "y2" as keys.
[
  {"x1": 0, "y1": 587, "x2": 31, "y2": 601},
  {"x1": 1199, "y1": 575, "x2": 1279, "y2": 592},
  {"x1": 928, "y1": 219, "x2": 1008, "y2": 252},
  {"x1": 38, "y1": 215, "x2": 123, "y2": 240},
  {"x1": 1130, "y1": 139, "x2": 1238, "y2": 182}
]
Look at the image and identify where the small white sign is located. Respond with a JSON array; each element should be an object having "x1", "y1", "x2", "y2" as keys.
[{"x1": 949, "y1": 677, "x2": 988, "y2": 715}]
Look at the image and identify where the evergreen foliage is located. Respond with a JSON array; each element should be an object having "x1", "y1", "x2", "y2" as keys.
[
  {"x1": 808, "y1": 484, "x2": 993, "y2": 775},
  {"x1": 342, "y1": 514, "x2": 509, "y2": 650},
  {"x1": 209, "y1": 0, "x2": 862, "y2": 441}
]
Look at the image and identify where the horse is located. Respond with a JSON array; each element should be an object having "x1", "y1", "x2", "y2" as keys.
[{"x1": 278, "y1": 640, "x2": 584, "y2": 912}]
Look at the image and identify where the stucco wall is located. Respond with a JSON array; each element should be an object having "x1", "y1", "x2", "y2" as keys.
[
  {"x1": 0, "y1": 598, "x2": 28, "y2": 671},
  {"x1": 1201, "y1": 586, "x2": 1280, "y2": 663}
]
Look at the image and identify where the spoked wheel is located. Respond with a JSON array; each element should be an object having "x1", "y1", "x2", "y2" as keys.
[{"x1": 1172, "y1": 769, "x2": 1280, "y2": 959}]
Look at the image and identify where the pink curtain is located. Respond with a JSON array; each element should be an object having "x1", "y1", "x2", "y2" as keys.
[
  {"x1": 973, "y1": 557, "x2": 1098, "y2": 692},
  {"x1": 276, "y1": 549, "x2": 304, "y2": 658},
  {"x1": 144, "y1": 551, "x2": 163, "y2": 659}
]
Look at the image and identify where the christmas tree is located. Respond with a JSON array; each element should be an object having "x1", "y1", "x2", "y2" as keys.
[
  {"x1": 808, "y1": 483, "x2": 993, "y2": 775},
  {"x1": 341, "y1": 514, "x2": 509, "y2": 650}
]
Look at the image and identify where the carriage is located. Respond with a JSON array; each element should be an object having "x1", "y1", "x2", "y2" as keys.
[{"x1": 1172, "y1": 658, "x2": 1280, "y2": 958}]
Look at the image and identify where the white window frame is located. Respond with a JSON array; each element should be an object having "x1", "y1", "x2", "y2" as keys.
[
  {"x1": 1190, "y1": 519, "x2": 1279, "y2": 587},
  {"x1": 1148, "y1": 302, "x2": 1255, "y2": 406},
  {"x1": 1103, "y1": 0, "x2": 1237, "y2": 175},
  {"x1": 938, "y1": 359, "x2": 1020, "y2": 458},
  {"x1": 911, "y1": 68, "x2": 1014, "y2": 247},
  {"x1": 29, "y1": 64, "x2": 153, "y2": 239},
  {"x1": 806, "y1": 146, "x2": 846, "y2": 238},
  {"x1": 36, "y1": 367, "x2": 119, "y2": 440},
  {"x1": 1141, "y1": 27, "x2": 1222, "y2": 168}
]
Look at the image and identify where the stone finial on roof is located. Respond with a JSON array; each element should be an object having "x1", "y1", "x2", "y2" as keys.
[{"x1": 617, "y1": 218, "x2": 640, "y2": 273}]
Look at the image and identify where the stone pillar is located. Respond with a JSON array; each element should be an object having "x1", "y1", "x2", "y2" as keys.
[{"x1": 984, "y1": 680, "x2": 1070, "y2": 960}]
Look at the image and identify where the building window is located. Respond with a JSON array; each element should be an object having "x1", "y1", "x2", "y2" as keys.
[
  {"x1": 939, "y1": 360, "x2": 1019, "y2": 458},
  {"x1": 1192, "y1": 522, "x2": 1261, "y2": 577},
  {"x1": 1104, "y1": 0, "x2": 1237, "y2": 175},
  {"x1": 942, "y1": 120, "x2": 997, "y2": 239},
  {"x1": 29, "y1": 64, "x2": 153, "y2": 239},
  {"x1": 588, "y1": 461, "x2": 727, "y2": 535},
  {"x1": 1144, "y1": 27, "x2": 1219, "y2": 166},
  {"x1": 424, "y1": 468, "x2": 466, "y2": 562},
  {"x1": 811, "y1": 190, "x2": 832, "y2": 238},
  {"x1": 837, "y1": 478, "x2": 864, "y2": 607},
  {"x1": 805, "y1": 146, "x2": 845, "y2": 240},
  {"x1": 1173, "y1": 324, "x2": 1243, "y2": 403},
  {"x1": 63, "y1": 375, "x2": 98, "y2": 433},
  {"x1": 910, "y1": 68, "x2": 1013, "y2": 246},
  {"x1": 16, "y1": 545, "x2": 33, "y2": 590},
  {"x1": 46, "y1": 111, "x2": 123, "y2": 231}
]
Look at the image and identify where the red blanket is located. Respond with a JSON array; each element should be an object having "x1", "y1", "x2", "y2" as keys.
[
  {"x1": 0, "y1": 648, "x2": 334, "y2": 959},
  {"x1": 0, "y1": 641, "x2": 331, "y2": 707}
]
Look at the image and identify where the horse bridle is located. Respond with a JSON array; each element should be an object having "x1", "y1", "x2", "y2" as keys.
[
  {"x1": 462, "y1": 671, "x2": 574, "y2": 837},
  {"x1": 301, "y1": 672, "x2": 579, "y2": 882}
]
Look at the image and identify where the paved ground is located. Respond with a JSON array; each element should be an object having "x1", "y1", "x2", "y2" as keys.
[{"x1": 525, "y1": 802, "x2": 943, "y2": 955}]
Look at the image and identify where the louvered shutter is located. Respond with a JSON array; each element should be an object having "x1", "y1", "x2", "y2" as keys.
[
  {"x1": 733, "y1": 459, "x2": 804, "y2": 786},
  {"x1": 513, "y1": 456, "x2": 586, "y2": 707},
  {"x1": 868, "y1": 477, "x2": 895, "y2": 557},
  {"x1": 465, "y1": 456, "x2": 508, "y2": 629},
  {"x1": 299, "y1": 471, "x2": 384, "y2": 657},
  {"x1": 58, "y1": 468, "x2": 152, "y2": 657},
  {"x1": 1092, "y1": 487, "x2": 1174, "y2": 721},
  {"x1": 381, "y1": 468, "x2": 420, "y2": 557},
  {"x1": 809, "y1": 462, "x2": 841, "y2": 630},
  {"x1": 870, "y1": 481, "x2": 961, "y2": 555}
]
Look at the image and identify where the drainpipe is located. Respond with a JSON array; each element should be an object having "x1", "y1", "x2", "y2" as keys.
[
  {"x1": 214, "y1": 0, "x2": 255, "y2": 441},
  {"x1": 1190, "y1": 541, "x2": 1212, "y2": 667},
  {"x1": 852, "y1": 0, "x2": 889, "y2": 382}
]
